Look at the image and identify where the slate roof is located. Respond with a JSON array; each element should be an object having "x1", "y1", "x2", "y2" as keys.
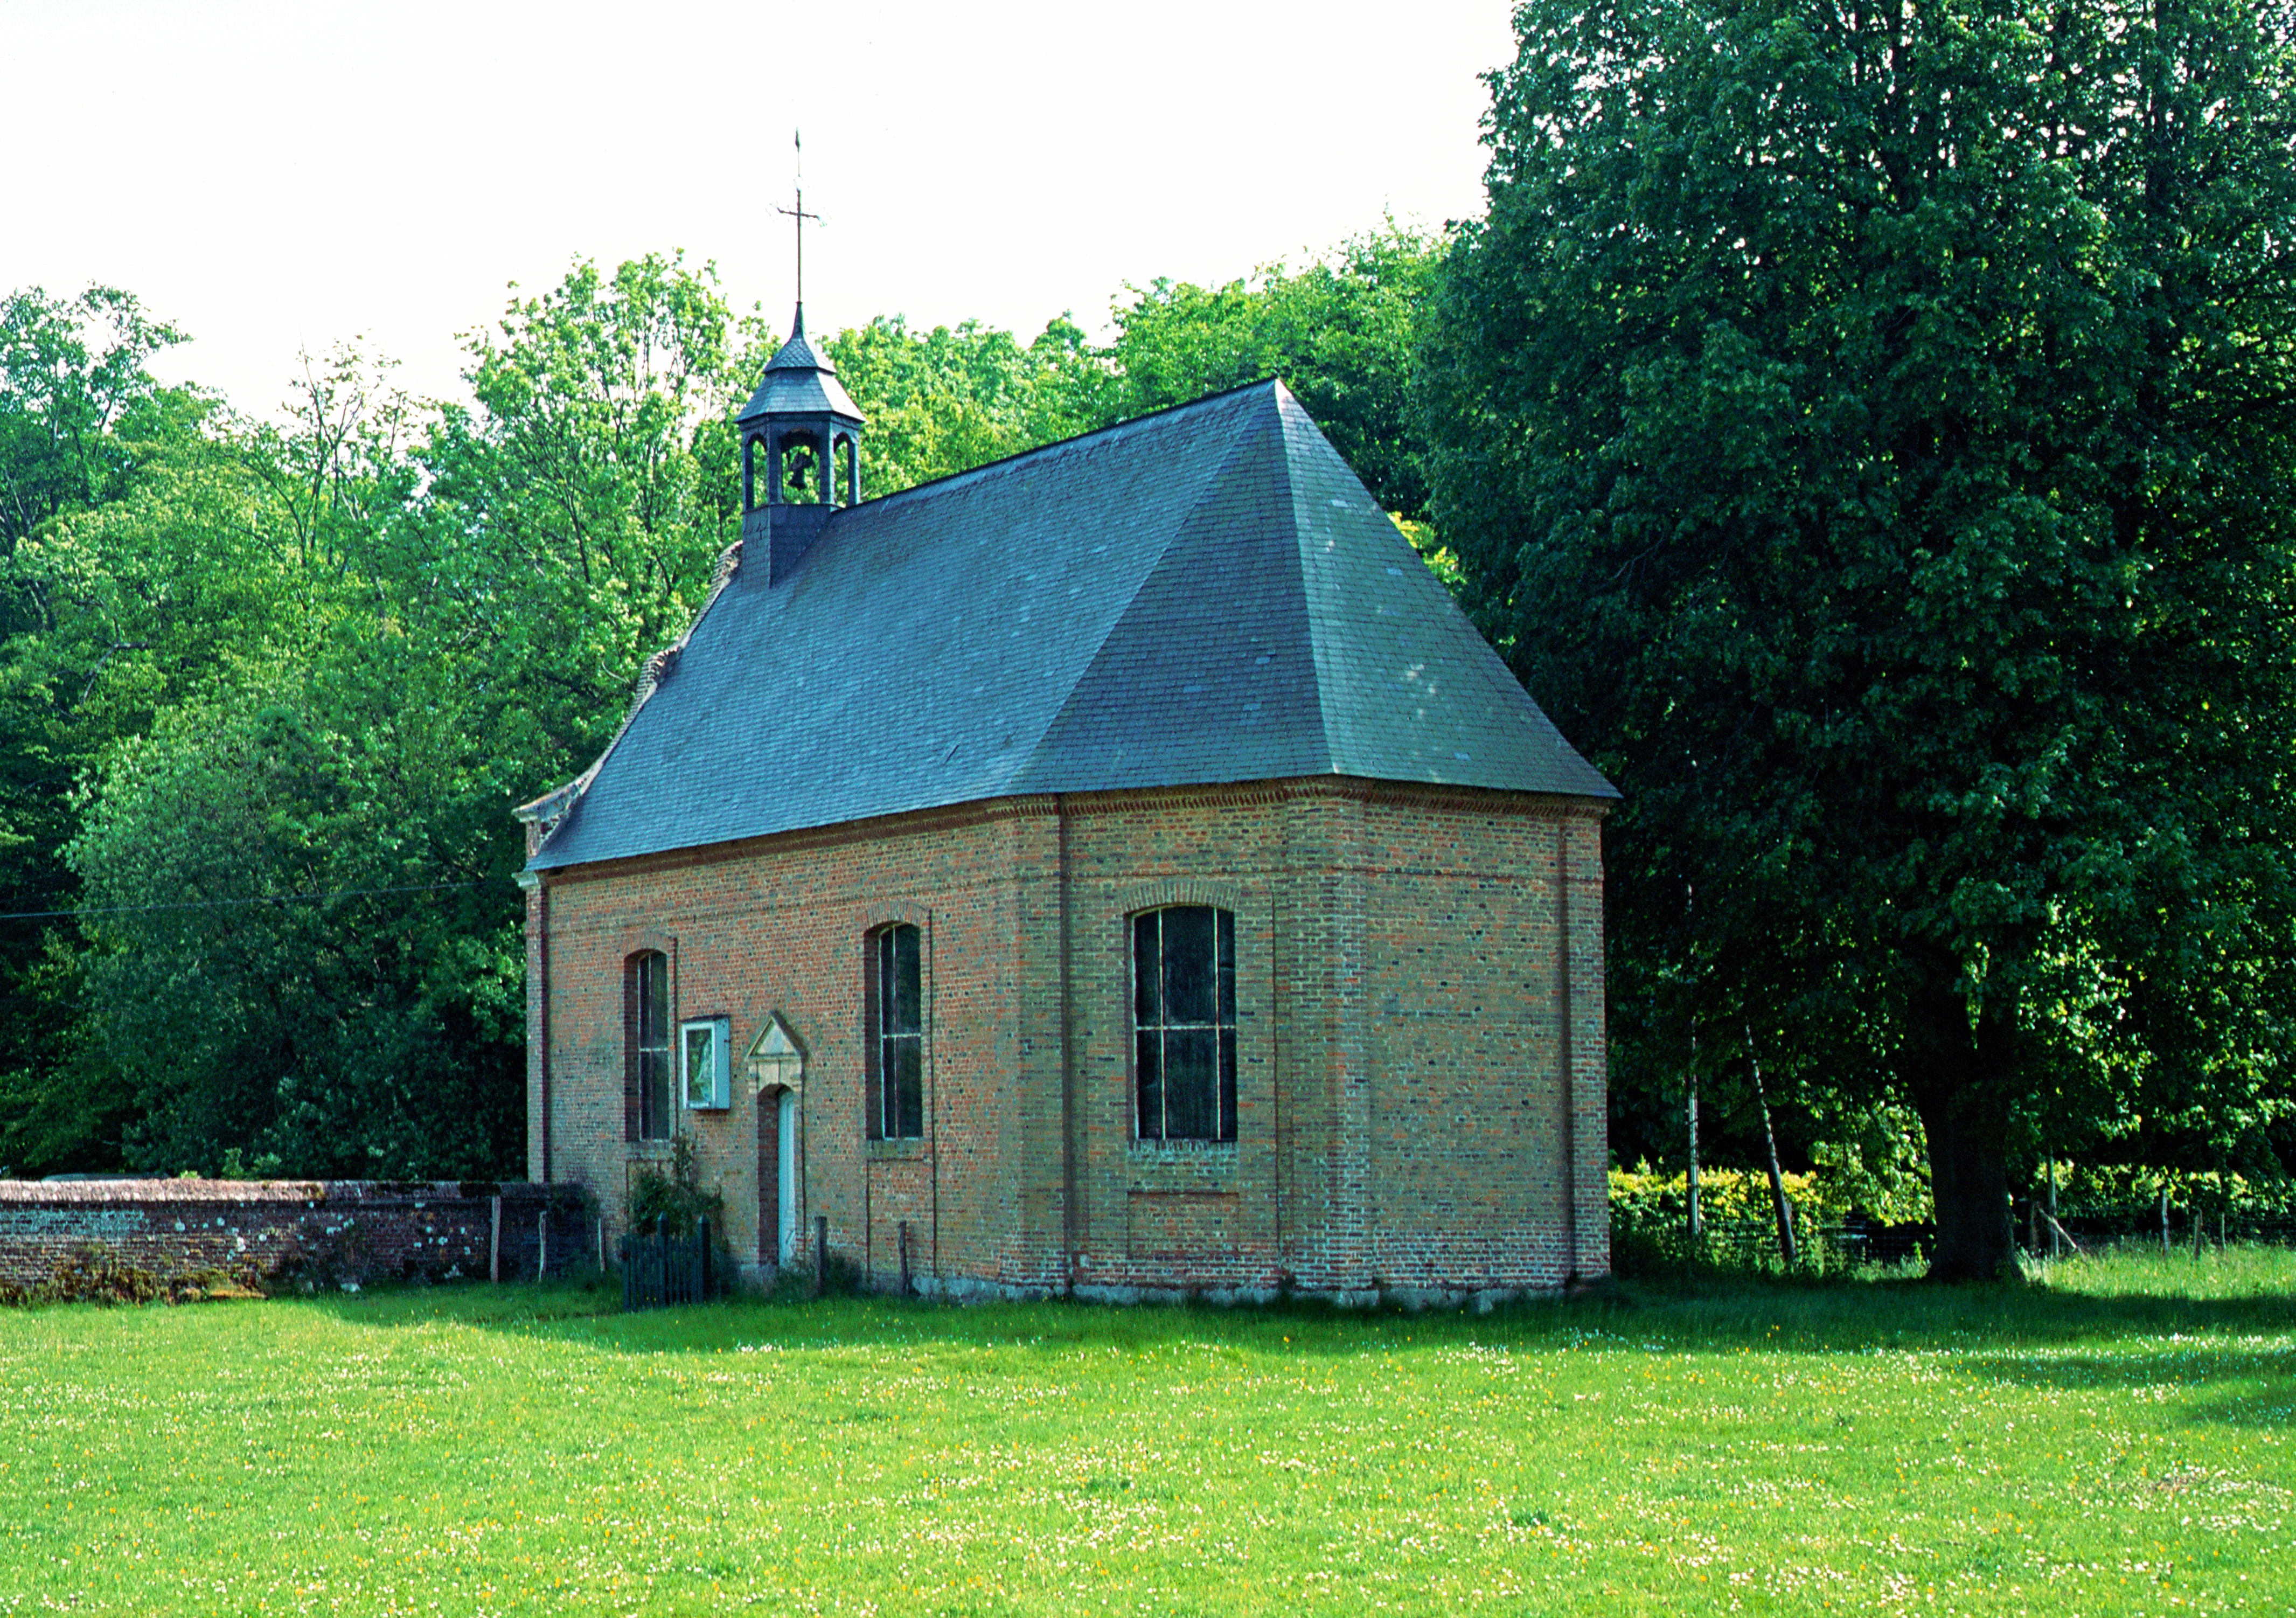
[
  {"x1": 527, "y1": 380, "x2": 1615, "y2": 872},
  {"x1": 736, "y1": 314, "x2": 863, "y2": 423}
]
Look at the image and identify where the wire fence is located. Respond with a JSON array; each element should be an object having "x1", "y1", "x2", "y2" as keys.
[{"x1": 1616, "y1": 1204, "x2": 2296, "y2": 1275}]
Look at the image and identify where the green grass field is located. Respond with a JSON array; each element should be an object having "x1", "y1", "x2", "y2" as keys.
[{"x1": 0, "y1": 1248, "x2": 2288, "y2": 1616}]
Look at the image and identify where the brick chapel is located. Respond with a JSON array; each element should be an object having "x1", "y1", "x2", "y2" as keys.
[{"x1": 516, "y1": 301, "x2": 1618, "y2": 1302}]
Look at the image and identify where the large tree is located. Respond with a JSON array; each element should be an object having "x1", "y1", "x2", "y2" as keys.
[
  {"x1": 68, "y1": 647, "x2": 524, "y2": 1178},
  {"x1": 403, "y1": 253, "x2": 745, "y2": 772},
  {"x1": 1112, "y1": 226, "x2": 1439, "y2": 518},
  {"x1": 1421, "y1": 0, "x2": 2296, "y2": 1276},
  {"x1": 0, "y1": 286, "x2": 247, "y2": 1173},
  {"x1": 825, "y1": 313, "x2": 1119, "y2": 495},
  {"x1": 62, "y1": 256, "x2": 750, "y2": 1177}
]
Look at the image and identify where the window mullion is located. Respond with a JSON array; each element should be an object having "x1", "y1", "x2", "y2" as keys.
[
  {"x1": 879, "y1": 932, "x2": 892, "y2": 1140},
  {"x1": 1157, "y1": 1027, "x2": 1168, "y2": 1140},
  {"x1": 1154, "y1": 911, "x2": 1166, "y2": 1140}
]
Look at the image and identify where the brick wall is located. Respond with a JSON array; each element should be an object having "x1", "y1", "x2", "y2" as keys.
[
  {"x1": 0, "y1": 1180, "x2": 593, "y2": 1295},
  {"x1": 529, "y1": 776, "x2": 1610, "y2": 1303}
]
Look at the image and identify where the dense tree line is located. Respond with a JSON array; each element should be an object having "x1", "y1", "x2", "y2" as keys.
[
  {"x1": 5, "y1": 0, "x2": 2292, "y2": 1284},
  {"x1": 0, "y1": 235, "x2": 1437, "y2": 1180},
  {"x1": 1421, "y1": 0, "x2": 2296, "y2": 1275}
]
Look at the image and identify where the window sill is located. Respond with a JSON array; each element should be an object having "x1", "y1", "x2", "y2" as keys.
[
  {"x1": 1129, "y1": 1137, "x2": 1238, "y2": 1158},
  {"x1": 866, "y1": 1138, "x2": 928, "y2": 1162}
]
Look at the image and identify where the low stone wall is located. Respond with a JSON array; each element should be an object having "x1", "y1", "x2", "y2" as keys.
[{"x1": 0, "y1": 1179, "x2": 594, "y2": 1297}]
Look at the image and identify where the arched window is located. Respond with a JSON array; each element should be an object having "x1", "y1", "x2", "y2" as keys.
[
  {"x1": 834, "y1": 431, "x2": 860, "y2": 505},
  {"x1": 867, "y1": 924, "x2": 923, "y2": 1140},
  {"x1": 1133, "y1": 906, "x2": 1236, "y2": 1141},
  {"x1": 626, "y1": 950, "x2": 672, "y2": 1141}
]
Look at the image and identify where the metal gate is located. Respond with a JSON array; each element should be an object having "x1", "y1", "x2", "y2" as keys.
[{"x1": 620, "y1": 1215, "x2": 714, "y2": 1310}]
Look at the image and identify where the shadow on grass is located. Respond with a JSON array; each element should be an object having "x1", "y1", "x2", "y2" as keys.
[
  {"x1": 1956, "y1": 1342, "x2": 2296, "y2": 1428},
  {"x1": 287, "y1": 1257, "x2": 2296, "y2": 1367}
]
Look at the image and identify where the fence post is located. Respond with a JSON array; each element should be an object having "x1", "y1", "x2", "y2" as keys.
[
  {"x1": 899, "y1": 1220, "x2": 912, "y2": 1297},
  {"x1": 620, "y1": 1231, "x2": 632, "y2": 1312},
  {"x1": 698, "y1": 1215, "x2": 712, "y2": 1300},
  {"x1": 538, "y1": 1205, "x2": 548, "y2": 1280},
  {"x1": 489, "y1": 1195, "x2": 503, "y2": 1283},
  {"x1": 814, "y1": 1214, "x2": 829, "y2": 1298},
  {"x1": 2047, "y1": 1161, "x2": 2060, "y2": 1260},
  {"x1": 2160, "y1": 1188, "x2": 2171, "y2": 1254}
]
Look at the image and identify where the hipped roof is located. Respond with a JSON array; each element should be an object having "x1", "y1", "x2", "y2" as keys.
[
  {"x1": 528, "y1": 380, "x2": 1614, "y2": 871},
  {"x1": 736, "y1": 317, "x2": 863, "y2": 424}
]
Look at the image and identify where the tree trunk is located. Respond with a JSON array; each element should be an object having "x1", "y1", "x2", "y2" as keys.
[
  {"x1": 1904, "y1": 991, "x2": 2016, "y2": 1281},
  {"x1": 1686, "y1": 1066, "x2": 1702, "y2": 1247},
  {"x1": 1748, "y1": 1023, "x2": 1797, "y2": 1266}
]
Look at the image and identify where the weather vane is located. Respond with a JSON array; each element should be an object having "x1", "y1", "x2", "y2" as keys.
[{"x1": 777, "y1": 130, "x2": 824, "y2": 324}]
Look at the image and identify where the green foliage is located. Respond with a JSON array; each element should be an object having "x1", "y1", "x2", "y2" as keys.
[
  {"x1": 215, "y1": 1146, "x2": 282, "y2": 1182},
  {"x1": 1807, "y1": 1101, "x2": 1935, "y2": 1226},
  {"x1": 1611, "y1": 1164, "x2": 1854, "y2": 1230},
  {"x1": 1110, "y1": 225, "x2": 1439, "y2": 518},
  {"x1": 403, "y1": 253, "x2": 745, "y2": 774},
  {"x1": 626, "y1": 1136, "x2": 726, "y2": 1237},
  {"x1": 1422, "y1": 0, "x2": 2296, "y2": 1275},
  {"x1": 0, "y1": 288, "x2": 238, "y2": 1173},
  {"x1": 67, "y1": 662, "x2": 525, "y2": 1177},
  {"x1": 818, "y1": 227, "x2": 1441, "y2": 527},
  {"x1": 0, "y1": 284, "x2": 187, "y2": 553},
  {"x1": 10, "y1": 1243, "x2": 167, "y2": 1305},
  {"x1": 823, "y1": 314, "x2": 1118, "y2": 495},
  {"x1": 1608, "y1": 1164, "x2": 1856, "y2": 1274},
  {"x1": 33, "y1": 256, "x2": 757, "y2": 1177},
  {"x1": 2040, "y1": 1161, "x2": 2296, "y2": 1221},
  {"x1": 1612, "y1": 1103, "x2": 1940, "y2": 1273}
]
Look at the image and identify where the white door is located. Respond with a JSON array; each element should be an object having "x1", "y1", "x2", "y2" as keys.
[{"x1": 777, "y1": 1091, "x2": 798, "y2": 1267}]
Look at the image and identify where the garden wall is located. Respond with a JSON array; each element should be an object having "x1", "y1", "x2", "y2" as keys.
[{"x1": 0, "y1": 1179, "x2": 593, "y2": 1298}]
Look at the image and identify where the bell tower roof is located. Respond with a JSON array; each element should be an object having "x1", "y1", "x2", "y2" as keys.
[{"x1": 738, "y1": 305, "x2": 864, "y2": 427}]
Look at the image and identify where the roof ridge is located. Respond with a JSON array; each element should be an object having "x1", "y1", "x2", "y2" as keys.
[
  {"x1": 1010, "y1": 386, "x2": 1286, "y2": 786},
  {"x1": 854, "y1": 377, "x2": 1285, "y2": 512},
  {"x1": 1269, "y1": 388, "x2": 1337, "y2": 776}
]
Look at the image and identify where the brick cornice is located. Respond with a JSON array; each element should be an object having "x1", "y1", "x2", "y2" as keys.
[{"x1": 535, "y1": 775, "x2": 1611, "y2": 888}]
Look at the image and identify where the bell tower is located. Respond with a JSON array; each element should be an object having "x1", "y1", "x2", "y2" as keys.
[{"x1": 738, "y1": 136, "x2": 864, "y2": 582}]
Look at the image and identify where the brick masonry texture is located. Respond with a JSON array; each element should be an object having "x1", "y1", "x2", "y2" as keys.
[
  {"x1": 0, "y1": 1180, "x2": 590, "y2": 1293},
  {"x1": 527, "y1": 776, "x2": 1610, "y2": 1301}
]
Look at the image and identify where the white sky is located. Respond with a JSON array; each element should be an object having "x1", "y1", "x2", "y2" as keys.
[{"x1": 5, "y1": 0, "x2": 1518, "y2": 416}]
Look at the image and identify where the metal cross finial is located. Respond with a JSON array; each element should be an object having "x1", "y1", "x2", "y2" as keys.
[{"x1": 776, "y1": 129, "x2": 823, "y2": 327}]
